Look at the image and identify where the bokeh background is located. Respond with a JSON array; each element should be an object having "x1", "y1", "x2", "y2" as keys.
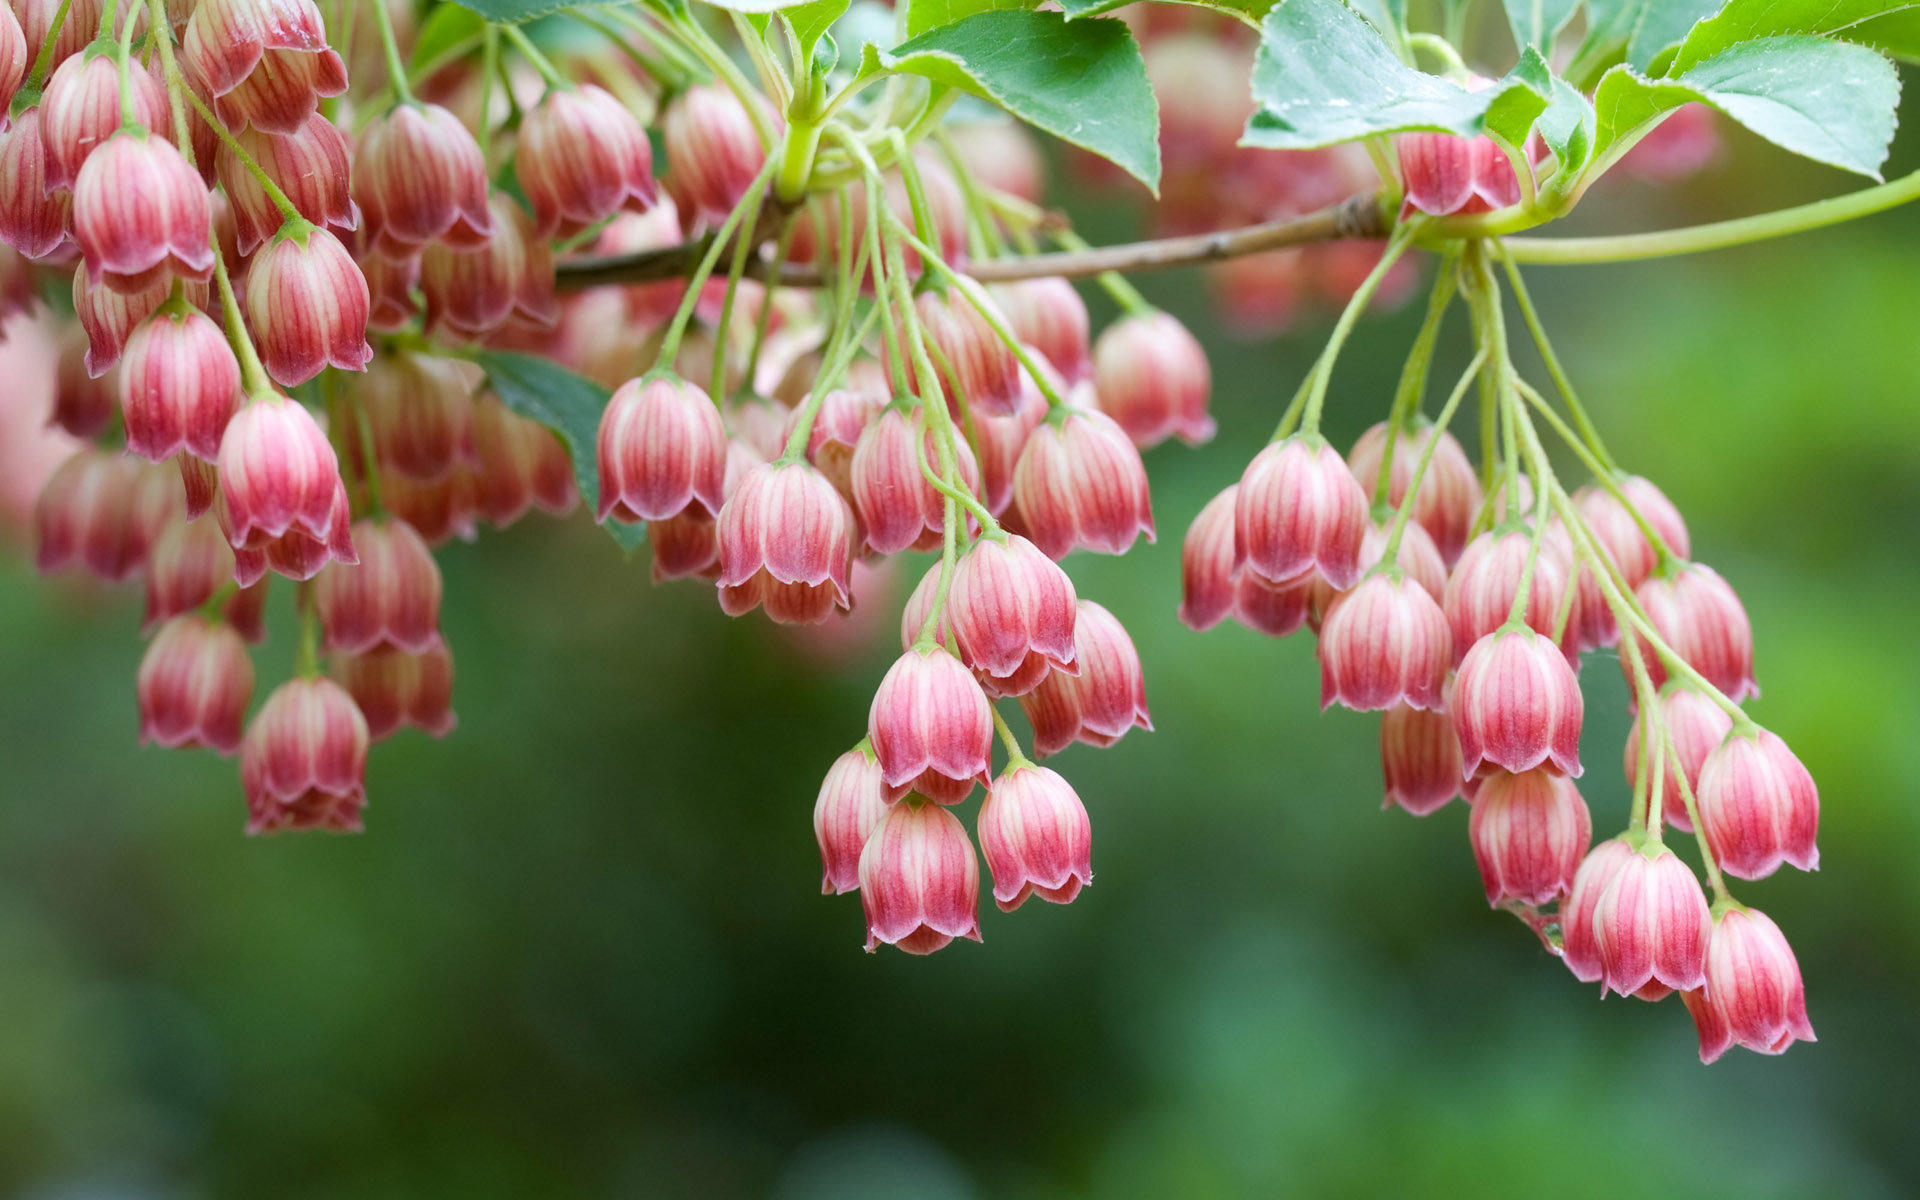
[{"x1": 3, "y1": 82, "x2": 1919, "y2": 1200}]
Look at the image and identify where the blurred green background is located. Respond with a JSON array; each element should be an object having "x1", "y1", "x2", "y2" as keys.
[{"x1": 3, "y1": 121, "x2": 1918, "y2": 1197}]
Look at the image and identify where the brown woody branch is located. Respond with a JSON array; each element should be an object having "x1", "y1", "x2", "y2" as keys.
[{"x1": 553, "y1": 192, "x2": 1390, "y2": 291}]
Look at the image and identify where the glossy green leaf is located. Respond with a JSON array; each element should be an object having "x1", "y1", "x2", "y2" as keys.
[
  {"x1": 449, "y1": 0, "x2": 626, "y2": 23},
  {"x1": 1058, "y1": 0, "x2": 1274, "y2": 22},
  {"x1": 1535, "y1": 75, "x2": 1597, "y2": 175},
  {"x1": 411, "y1": 3, "x2": 485, "y2": 70},
  {"x1": 1243, "y1": 0, "x2": 1550, "y2": 150},
  {"x1": 473, "y1": 351, "x2": 646, "y2": 551},
  {"x1": 785, "y1": 0, "x2": 852, "y2": 51},
  {"x1": 1502, "y1": 0, "x2": 1579, "y2": 51},
  {"x1": 1673, "y1": 0, "x2": 1920, "y2": 71},
  {"x1": 1594, "y1": 35, "x2": 1901, "y2": 179},
  {"x1": 1625, "y1": 0, "x2": 1721, "y2": 71},
  {"x1": 867, "y1": 9, "x2": 1161, "y2": 192},
  {"x1": 903, "y1": 0, "x2": 1032, "y2": 36}
]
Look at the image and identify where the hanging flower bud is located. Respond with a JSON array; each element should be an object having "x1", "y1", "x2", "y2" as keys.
[
  {"x1": 1346, "y1": 420, "x2": 1482, "y2": 564},
  {"x1": 945, "y1": 534, "x2": 1078, "y2": 695},
  {"x1": 73, "y1": 130, "x2": 214, "y2": 293},
  {"x1": 869, "y1": 645, "x2": 994, "y2": 804},
  {"x1": 1235, "y1": 434, "x2": 1367, "y2": 588},
  {"x1": 334, "y1": 643, "x2": 456, "y2": 741},
  {"x1": 0, "y1": 108, "x2": 72, "y2": 259},
  {"x1": 137, "y1": 614, "x2": 254, "y2": 755},
  {"x1": 216, "y1": 394, "x2": 356, "y2": 574},
  {"x1": 73, "y1": 270, "x2": 179, "y2": 375},
  {"x1": 995, "y1": 277, "x2": 1091, "y2": 386},
  {"x1": 183, "y1": 0, "x2": 346, "y2": 134},
  {"x1": 243, "y1": 226, "x2": 372, "y2": 386},
  {"x1": 1012, "y1": 407, "x2": 1154, "y2": 559},
  {"x1": 661, "y1": 84, "x2": 769, "y2": 227},
  {"x1": 1623, "y1": 685, "x2": 1733, "y2": 832},
  {"x1": 1178, "y1": 485, "x2": 1239, "y2": 632},
  {"x1": 850, "y1": 404, "x2": 980, "y2": 554},
  {"x1": 361, "y1": 244, "x2": 418, "y2": 333},
  {"x1": 969, "y1": 370, "x2": 1047, "y2": 516},
  {"x1": 1683, "y1": 907, "x2": 1816, "y2": 1063},
  {"x1": 1092, "y1": 310, "x2": 1214, "y2": 448},
  {"x1": 142, "y1": 512, "x2": 265, "y2": 639},
  {"x1": 1592, "y1": 844, "x2": 1712, "y2": 999},
  {"x1": 857, "y1": 801, "x2": 982, "y2": 955},
  {"x1": 178, "y1": 455, "x2": 219, "y2": 520},
  {"x1": 913, "y1": 286, "x2": 1023, "y2": 418},
  {"x1": 240, "y1": 676, "x2": 369, "y2": 835},
  {"x1": 16, "y1": 0, "x2": 100, "y2": 72},
  {"x1": 1695, "y1": 726, "x2": 1819, "y2": 880},
  {"x1": 1443, "y1": 527, "x2": 1577, "y2": 663},
  {"x1": 1306, "y1": 517, "x2": 1448, "y2": 628},
  {"x1": 0, "y1": 6, "x2": 26, "y2": 117},
  {"x1": 594, "y1": 374, "x2": 728, "y2": 524},
  {"x1": 471, "y1": 392, "x2": 576, "y2": 526},
  {"x1": 119, "y1": 306, "x2": 242, "y2": 461},
  {"x1": 1468, "y1": 768, "x2": 1591, "y2": 906},
  {"x1": 782, "y1": 388, "x2": 880, "y2": 497},
  {"x1": 516, "y1": 83, "x2": 657, "y2": 237},
  {"x1": 1396, "y1": 131, "x2": 1520, "y2": 216},
  {"x1": 313, "y1": 519, "x2": 442, "y2": 655},
  {"x1": 1319, "y1": 570, "x2": 1451, "y2": 711},
  {"x1": 1569, "y1": 476, "x2": 1690, "y2": 648},
  {"x1": 715, "y1": 459, "x2": 855, "y2": 623},
  {"x1": 353, "y1": 103, "x2": 493, "y2": 255},
  {"x1": 353, "y1": 351, "x2": 477, "y2": 482},
  {"x1": 374, "y1": 469, "x2": 478, "y2": 548},
  {"x1": 978, "y1": 762, "x2": 1092, "y2": 912},
  {"x1": 1559, "y1": 837, "x2": 1637, "y2": 983},
  {"x1": 1452, "y1": 628, "x2": 1584, "y2": 778},
  {"x1": 813, "y1": 743, "x2": 889, "y2": 895},
  {"x1": 1019, "y1": 600, "x2": 1152, "y2": 757},
  {"x1": 34, "y1": 448, "x2": 147, "y2": 580},
  {"x1": 1630, "y1": 563, "x2": 1758, "y2": 702},
  {"x1": 218, "y1": 114, "x2": 358, "y2": 255},
  {"x1": 418, "y1": 195, "x2": 555, "y2": 337},
  {"x1": 41, "y1": 49, "x2": 170, "y2": 189},
  {"x1": 1381, "y1": 703, "x2": 1464, "y2": 816},
  {"x1": 51, "y1": 326, "x2": 115, "y2": 437}
]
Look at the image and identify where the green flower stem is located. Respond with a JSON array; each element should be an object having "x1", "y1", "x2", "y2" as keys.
[
  {"x1": 744, "y1": 217, "x2": 799, "y2": 387},
  {"x1": 1380, "y1": 348, "x2": 1485, "y2": 566},
  {"x1": 177, "y1": 85, "x2": 308, "y2": 228},
  {"x1": 1405, "y1": 32, "x2": 1466, "y2": 78},
  {"x1": 113, "y1": 0, "x2": 140, "y2": 129},
  {"x1": 1298, "y1": 221, "x2": 1418, "y2": 435},
  {"x1": 1513, "y1": 379, "x2": 1676, "y2": 569},
  {"x1": 21, "y1": 0, "x2": 73, "y2": 96},
  {"x1": 887, "y1": 129, "x2": 939, "y2": 249},
  {"x1": 644, "y1": 6, "x2": 777, "y2": 147},
  {"x1": 729, "y1": 10, "x2": 789, "y2": 112},
  {"x1": 1501, "y1": 169, "x2": 1920, "y2": 264},
  {"x1": 709, "y1": 172, "x2": 769, "y2": 404},
  {"x1": 1666, "y1": 734, "x2": 1735, "y2": 905},
  {"x1": 371, "y1": 0, "x2": 414, "y2": 104},
  {"x1": 501, "y1": 24, "x2": 568, "y2": 91},
  {"x1": 568, "y1": 10, "x2": 693, "y2": 92},
  {"x1": 1374, "y1": 255, "x2": 1459, "y2": 507},
  {"x1": 1053, "y1": 228, "x2": 1155, "y2": 319},
  {"x1": 654, "y1": 155, "x2": 778, "y2": 372},
  {"x1": 476, "y1": 26, "x2": 499, "y2": 166},
  {"x1": 990, "y1": 706, "x2": 1029, "y2": 769},
  {"x1": 148, "y1": 0, "x2": 193, "y2": 151},
  {"x1": 1494, "y1": 245, "x2": 1616, "y2": 473},
  {"x1": 295, "y1": 585, "x2": 323, "y2": 677},
  {"x1": 929, "y1": 128, "x2": 1006, "y2": 260},
  {"x1": 214, "y1": 256, "x2": 273, "y2": 395}
]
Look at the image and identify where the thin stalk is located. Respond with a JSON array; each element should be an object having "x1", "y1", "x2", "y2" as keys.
[
  {"x1": 371, "y1": 0, "x2": 415, "y2": 103},
  {"x1": 1380, "y1": 349, "x2": 1485, "y2": 565},
  {"x1": 990, "y1": 706, "x2": 1029, "y2": 767},
  {"x1": 1298, "y1": 223, "x2": 1417, "y2": 434},
  {"x1": 654, "y1": 155, "x2": 778, "y2": 370},
  {"x1": 501, "y1": 24, "x2": 568, "y2": 90},
  {"x1": 1374, "y1": 255, "x2": 1460, "y2": 506},
  {"x1": 1495, "y1": 244, "x2": 1615, "y2": 472},
  {"x1": 178, "y1": 86, "x2": 307, "y2": 227},
  {"x1": 22, "y1": 0, "x2": 74, "y2": 94}
]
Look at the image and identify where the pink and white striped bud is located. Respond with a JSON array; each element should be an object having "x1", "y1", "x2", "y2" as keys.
[
  {"x1": 1569, "y1": 475, "x2": 1690, "y2": 648},
  {"x1": 15, "y1": 0, "x2": 100, "y2": 73},
  {"x1": 1631, "y1": 563, "x2": 1758, "y2": 702},
  {"x1": 0, "y1": 6, "x2": 24, "y2": 119},
  {"x1": 978, "y1": 762, "x2": 1092, "y2": 911},
  {"x1": 596, "y1": 374, "x2": 727, "y2": 523},
  {"x1": 1396, "y1": 131, "x2": 1520, "y2": 216},
  {"x1": 313, "y1": 518, "x2": 442, "y2": 655},
  {"x1": 858, "y1": 800, "x2": 982, "y2": 955},
  {"x1": 1683, "y1": 907, "x2": 1816, "y2": 1063},
  {"x1": 137, "y1": 614, "x2": 254, "y2": 755},
  {"x1": 994, "y1": 277, "x2": 1090, "y2": 386},
  {"x1": 333, "y1": 643, "x2": 455, "y2": 741},
  {"x1": 215, "y1": 394, "x2": 355, "y2": 573},
  {"x1": 354, "y1": 351, "x2": 477, "y2": 482},
  {"x1": 1308, "y1": 518, "x2": 1449, "y2": 626},
  {"x1": 119, "y1": 305, "x2": 242, "y2": 461},
  {"x1": 913, "y1": 286, "x2": 1024, "y2": 417},
  {"x1": 1019, "y1": 600, "x2": 1152, "y2": 757},
  {"x1": 240, "y1": 676, "x2": 369, "y2": 835},
  {"x1": 34, "y1": 448, "x2": 148, "y2": 580},
  {"x1": 373, "y1": 469, "x2": 477, "y2": 548},
  {"x1": 781, "y1": 387, "x2": 879, "y2": 497},
  {"x1": 361, "y1": 244, "x2": 418, "y2": 333},
  {"x1": 243, "y1": 227, "x2": 372, "y2": 386},
  {"x1": 516, "y1": 83, "x2": 657, "y2": 237},
  {"x1": 1695, "y1": 726, "x2": 1819, "y2": 880},
  {"x1": 1468, "y1": 768, "x2": 1591, "y2": 906},
  {"x1": 352, "y1": 103, "x2": 492, "y2": 255},
  {"x1": 178, "y1": 455, "x2": 218, "y2": 520},
  {"x1": 1178, "y1": 485, "x2": 1239, "y2": 632},
  {"x1": 1319, "y1": 570, "x2": 1451, "y2": 711},
  {"x1": 850, "y1": 404, "x2": 983, "y2": 553},
  {"x1": 142, "y1": 512, "x2": 265, "y2": 639},
  {"x1": 644, "y1": 440, "x2": 755, "y2": 583},
  {"x1": 1559, "y1": 837, "x2": 1637, "y2": 983},
  {"x1": 1592, "y1": 844, "x2": 1711, "y2": 998},
  {"x1": 183, "y1": 0, "x2": 346, "y2": 134},
  {"x1": 1443, "y1": 527, "x2": 1576, "y2": 663},
  {"x1": 1091, "y1": 310, "x2": 1214, "y2": 448},
  {"x1": 970, "y1": 370, "x2": 1047, "y2": 516},
  {"x1": 218, "y1": 113, "x2": 357, "y2": 255},
  {"x1": 1452, "y1": 628, "x2": 1584, "y2": 777},
  {"x1": 1346, "y1": 420, "x2": 1482, "y2": 564},
  {"x1": 813, "y1": 742, "x2": 889, "y2": 895},
  {"x1": 661, "y1": 85, "x2": 768, "y2": 227},
  {"x1": 41, "y1": 49, "x2": 170, "y2": 189},
  {"x1": 0, "y1": 108, "x2": 71, "y2": 259},
  {"x1": 1624, "y1": 685, "x2": 1733, "y2": 833},
  {"x1": 946, "y1": 533, "x2": 1078, "y2": 695},
  {"x1": 1381, "y1": 703, "x2": 1464, "y2": 815},
  {"x1": 52, "y1": 327, "x2": 115, "y2": 437},
  {"x1": 73, "y1": 269, "x2": 182, "y2": 376},
  {"x1": 869, "y1": 645, "x2": 994, "y2": 803},
  {"x1": 1234, "y1": 434, "x2": 1367, "y2": 587},
  {"x1": 1012, "y1": 407, "x2": 1154, "y2": 559},
  {"x1": 418, "y1": 195, "x2": 555, "y2": 337},
  {"x1": 73, "y1": 131, "x2": 214, "y2": 293},
  {"x1": 716, "y1": 459, "x2": 855, "y2": 623},
  {"x1": 471, "y1": 392, "x2": 576, "y2": 527}
]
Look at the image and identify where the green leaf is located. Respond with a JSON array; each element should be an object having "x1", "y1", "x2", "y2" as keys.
[
  {"x1": 472, "y1": 351, "x2": 646, "y2": 551},
  {"x1": 1570, "y1": 0, "x2": 1645, "y2": 75},
  {"x1": 1502, "y1": 0, "x2": 1579, "y2": 51},
  {"x1": 410, "y1": 3, "x2": 485, "y2": 70},
  {"x1": 1672, "y1": 0, "x2": 1920, "y2": 72},
  {"x1": 1242, "y1": 0, "x2": 1550, "y2": 150},
  {"x1": 1625, "y1": 0, "x2": 1721, "y2": 72},
  {"x1": 867, "y1": 9, "x2": 1161, "y2": 192},
  {"x1": 1535, "y1": 75, "x2": 1597, "y2": 175},
  {"x1": 904, "y1": 0, "x2": 1032, "y2": 37},
  {"x1": 1594, "y1": 35, "x2": 1901, "y2": 179},
  {"x1": 783, "y1": 0, "x2": 852, "y2": 52},
  {"x1": 449, "y1": 0, "x2": 625, "y2": 23},
  {"x1": 1057, "y1": 0, "x2": 1276, "y2": 22}
]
